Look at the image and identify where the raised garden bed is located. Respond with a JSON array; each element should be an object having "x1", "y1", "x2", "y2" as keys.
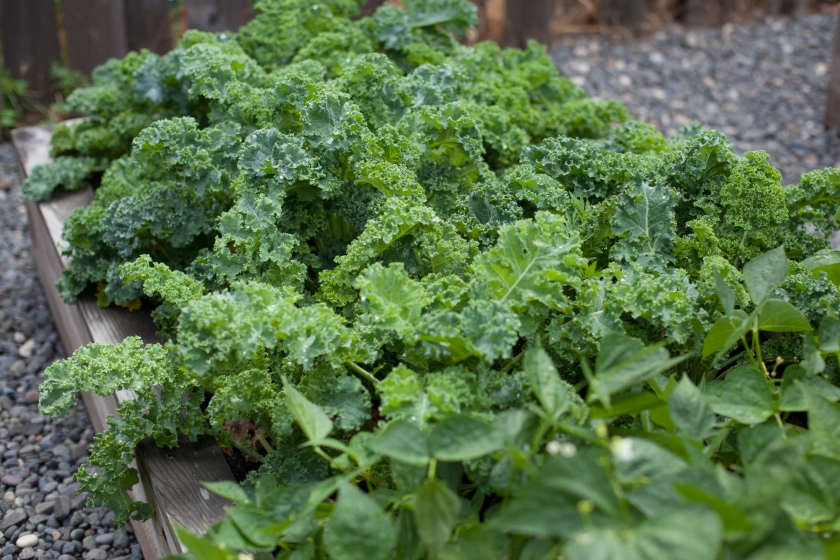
[{"x1": 11, "y1": 123, "x2": 234, "y2": 560}]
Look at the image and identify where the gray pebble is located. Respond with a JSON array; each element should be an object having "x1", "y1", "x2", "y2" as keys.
[
  {"x1": 18, "y1": 547, "x2": 35, "y2": 559},
  {"x1": 69, "y1": 529, "x2": 84, "y2": 541},
  {"x1": 113, "y1": 530, "x2": 128, "y2": 550},
  {"x1": 58, "y1": 556, "x2": 76, "y2": 560},
  {"x1": 82, "y1": 535, "x2": 96, "y2": 551},
  {"x1": 84, "y1": 549, "x2": 108, "y2": 560},
  {"x1": 0, "y1": 509, "x2": 25, "y2": 530},
  {"x1": 94, "y1": 533, "x2": 113, "y2": 545}
]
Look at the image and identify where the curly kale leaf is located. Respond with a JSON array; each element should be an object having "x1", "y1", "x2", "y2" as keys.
[
  {"x1": 21, "y1": 157, "x2": 97, "y2": 202},
  {"x1": 787, "y1": 167, "x2": 840, "y2": 236},
  {"x1": 610, "y1": 179, "x2": 677, "y2": 271}
]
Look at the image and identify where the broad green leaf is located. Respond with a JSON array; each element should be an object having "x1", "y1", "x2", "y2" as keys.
[
  {"x1": 429, "y1": 415, "x2": 502, "y2": 462},
  {"x1": 668, "y1": 377, "x2": 715, "y2": 440},
  {"x1": 323, "y1": 481, "x2": 397, "y2": 560},
  {"x1": 612, "y1": 438, "x2": 688, "y2": 483},
  {"x1": 175, "y1": 525, "x2": 236, "y2": 560},
  {"x1": 756, "y1": 299, "x2": 812, "y2": 333},
  {"x1": 704, "y1": 365, "x2": 773, "y2": 424},
  {"x1": 819, "y1": 316, "x2": 840, "y2": 352},
  {"x1": 202, "y1": 481, "x2": 251, "y2": 505},
  {"x1": 227, "y1": 505, "x2": 282, "y2": 549},
  {"x1": 589, "y1": 391, "x2": 666, "y2": 419},
  {"x1": 742, "y1": 246, "x2": 788, "y2": 305},
  {"x1": 523, "y1": 346, "x2": 575, "y2": 419},
  {"x1": 589, "y1": 333, "x2": 689, "y2": 407},
  {"x1": 563, "y1": 507, "x2": 722, "y2": 560},
  {"x1": 801, "y1": 250, "x2": 840, "y2": 287},
  {"x1": 805, "y1": 390, "x2": 840, "y2": 460},
  {"x1": 282, "y1": 378, "x2": 333, "y2": 443},
  {"x1": 674, "y1": 485, "x2": 752, "y2": 532},
  {"x1": 714, "y1": 270, "x2": 736, "y2": 316},
  {"x1": 779, "y1": 367, "x2": 840, "y2": 411},
  {"x1": 414, "y1": 478, "x2": 461, "y2": 554},
  {"x1": 372, "y1": 421, "x2": 430, "y2": 466},
  {"x1": 702, "y1": 310, "x2": 750, "y2": 358}
]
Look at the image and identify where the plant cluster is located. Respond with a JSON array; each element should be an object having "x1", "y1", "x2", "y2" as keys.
[{"x1": 23, "y1": 0, "x2": 840, "y2": 558}]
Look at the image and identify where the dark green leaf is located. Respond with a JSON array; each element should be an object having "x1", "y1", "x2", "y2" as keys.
[
  {"x1": 756, "y1": 299, "x2": 812, "y2": 333},
  {"x1": 743, "y1": 246, "x2": 788, "y2": 304},
  {"x1": 668, "y1": 376, "x2": 715, "y2": 440},
  {"x1": 282, "y1": 378, "x2": 333, "y2": 443},
  {"x1": 372, "y1": 422, "x2": 430, "y2": 467},
  {"x1": 323, "y1": 481, "x2": 397, "y2": 560},
  {"x1": 704, "y1": 365, "x2": 773, "y2": 424},
  {"x1": 430, "y1": 415, "x2": 502, "y2": 462},
  {"x1": 413, "y1": 478, "x2": 461, "y2": 554}
]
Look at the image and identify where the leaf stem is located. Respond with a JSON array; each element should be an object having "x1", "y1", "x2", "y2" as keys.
[{"x1": 348, "y1": 362, "x2": 379, "y2": 385}]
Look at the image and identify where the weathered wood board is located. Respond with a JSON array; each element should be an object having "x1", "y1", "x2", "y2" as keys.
[{"x1": 11, "y1": 124, "x2": 236, "y2": 559}]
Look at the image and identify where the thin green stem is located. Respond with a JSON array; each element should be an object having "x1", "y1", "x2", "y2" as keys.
[
  {"x1": 348, "y1": 362, "x2": 379, "y2": 385},
  {"x1": 256, "y1": 431, "x2": 274, "y2": 454}
]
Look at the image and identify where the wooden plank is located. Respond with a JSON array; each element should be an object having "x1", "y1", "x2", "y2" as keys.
[
  {"x1": 359, "y1": 0, "x2": 386, "y2": 17},
  {"x1": 123, "y1": 0, "x2": 174, "y2": 55},
  {"x1": 0, "y1": 0, "x2": 61, "y2": 101},
  {"x1": 11, "y1": 124, "x2": 236, "y2": 560},
  {"x1": 601, "y1": 0, "x2": 646, "y2": 36},
  {"x1": 186, "y1": 0, "x2": 254, "y2": 33},
  {"x1": 63, "y1": 0, "x2": 129, "y2": 76},
  {"x1": 503, "y1": 0, "x2": 554, "y2": 48},
  {"x1": 827, "y1": 12, "x2": 840, "y2": 130}
]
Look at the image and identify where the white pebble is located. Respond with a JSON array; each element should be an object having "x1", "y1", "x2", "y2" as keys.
[{"x1": 16, "y1": 533, "x2": 39, "y2": 548}]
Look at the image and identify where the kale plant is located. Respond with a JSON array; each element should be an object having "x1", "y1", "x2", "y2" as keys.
[{"x1": 27, "y1": 0, "x2": 840, "y2": 557}]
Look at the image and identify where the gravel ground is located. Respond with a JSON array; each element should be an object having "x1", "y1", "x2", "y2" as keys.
[
  {"x1": 552, "y1": 13, "x2": 840, "y2": 186},
  {"x1": 0, "y1": 145, "x2": 141, "y2": 560}
]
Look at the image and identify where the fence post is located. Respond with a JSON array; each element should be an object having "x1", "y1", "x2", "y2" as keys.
[
  {"x1": 0, "y1": 0, "x2": 61, "y2": 101},
  {"x1": 826, "y1": 13, "x2": 840, "y2": 129},
  {"x1": 63, "y1": 0, "x2": 128, "y2": 76},
  {"x1": 359, "y1": 0, "x2": 386, "y2": 17},
  {"x1": 503, "y1": 0, "x2": 554, "y2": 48},
  {"x1": 123, "y1": 0, "x2": 174, "y2": 55},
  {"x1": 185, "y1": 0, "x2": 255, "y2": 33},
  {"x1": 601, "y1": 0, "x2": 646, "y2": 36}
]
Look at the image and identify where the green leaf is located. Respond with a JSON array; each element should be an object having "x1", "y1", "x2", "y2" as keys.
[
  {"x1": 819, "y1": 316, "x2": 840, "y2": 353},
  {"x1": 202, "y1": 481, "x2": 251, "y2": 505},
  {"x1": 429, "y1": 415, "x2": 502, "y2": 462},
  {"x1": 523, "y1": 346, "x2": 575, "y2": 419},
  {"x1": 702, "y1": 311, "x2": 750, "y2": 358},
  {"x1": 756, "y1": 299, "x2": 812, "y2": 333},
  {"x1": 175, "y1": 525, "x2": 236, "y2": 560},
  {"x1": 742, "y1": 246, "x2": 788, "y2": 304},
  {"x1": 674, "y1": 485, "x2": 752, "y2": 532},
  {"x1": 714, "y1": 270, "x2": 736, "y2": 316},
  {"x1": 355, "y1": 263, "x2": 431, "y2": 338},
  {"x1": 323, "y1": 481, "x2": 397, "y2": 560},
  {"x1": 413, "y1": 478, "x2": 461, "y2": 554},
  {"x1": 589, "y1": 333, "x2": 689, "y2": 407},
  {"x1": 704, "y1": 365, "x2": 773, "y2": 424},
  {"x1": 779, "y1": 366, "x2": 840, "y2": 411},
  {"x1": 668, "y1": 376, "x2": 715, "y2": 440},
  {"x1": 564, "y1": 508, "x2": 722, "y2": 560},
  {"x1": 610, "y1": 179, "x2": 677, "y2": 271},
  {"x1": 801, "y1": 250, "x2": 840, "y2": 287},
  {"x1": 372, "y1": 421, "x2": 430, "y2": 467},
  {"x1": 589, "y1": 391, "x2": 666, "y2": 419},
  {"x1": 282, "y1": 378, "x2": 333, "y2": 443},
  {"x1": 805, "y1": 390, "x2": 840, "y2": 460}
]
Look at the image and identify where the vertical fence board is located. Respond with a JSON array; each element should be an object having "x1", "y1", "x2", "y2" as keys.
[
  {"x1": 503, "y1": 0, "x2": 554, "y2": 48},
  {"x1": 0, "y1": 0, "x2": 61, "y2": 101},
  {"x1": 601, "y1": 0, "x2": 646, "y2": 35},
  {"x1": 186, "y1": 0, "x2": 254, "y2": 33},
  {"x1": 63, "y1": 0, "x2": 128, "y2": 76},
  {"x1": 359, "y1": 0, "x2": 387, "y2": 17},
  {"x1": 123, "y1": 0, "x2": 174, "y2": 55},
  {"x1": 825, "y1": 13, "x2": 840, "y2": 129}
]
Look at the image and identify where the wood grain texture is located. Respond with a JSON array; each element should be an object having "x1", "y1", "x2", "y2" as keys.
[
  {"x1": 63, "y1": 0, "x2": 129, "y2": 76},
  {"x1": 0, "y1": 0, "x2": 61, "y2": 100},
  {"x1": 11, "y1": 124, "x2": 235, "y2": 560},
  {"x1": 827, "y1": 13, "x2": 840, "y2": 130},
  {"x1": 123, "y1": 0, "x2": 174, "y2": 55},
  {"x1": 600, "y1": 0, "x2": 646, "y2": 35},
  {"x1": 503, "y1": 0, "x2": 554, "y2": 48},
  {"x1": 186, "y1": 0, "x2": 254, "y2": 32}
]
